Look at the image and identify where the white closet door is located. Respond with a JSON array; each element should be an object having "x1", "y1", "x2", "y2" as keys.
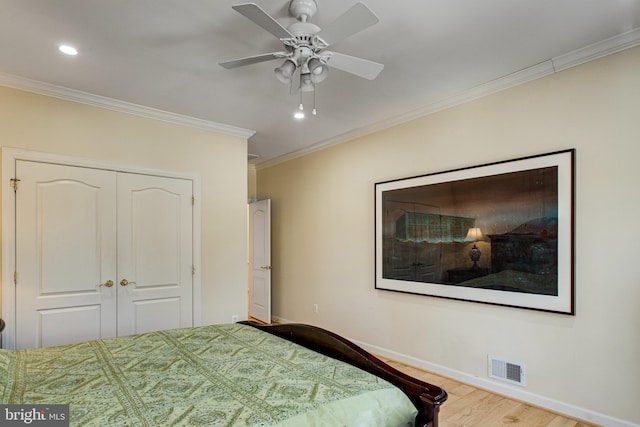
[
  {"x1": 249, "y1": 199, "x2": 271, "y2": 324},
  {"x1": 15, "y1": 161, "x2": 117, "y2": 349},
  {"x1": 116, "y1": 173, "x2": 193, "y2": 336}
]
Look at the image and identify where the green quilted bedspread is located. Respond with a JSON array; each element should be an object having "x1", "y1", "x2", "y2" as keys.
[{"x1": 0, "y1": 323, "x2": 417, "y2": 426}]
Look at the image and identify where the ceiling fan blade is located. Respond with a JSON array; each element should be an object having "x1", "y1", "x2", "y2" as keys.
[
  {"x1": 219, "y1": 52, "x2": 287, "y2": 69},
  {"x1": 232, "y1": 3, "x2": 295, "y2": 40},
  {"x1": 315, "y1": 2, "x2": 379, "y2": 47},
  {"x1": 325, "y1": 52, "x2": 384, "y2": 80}
]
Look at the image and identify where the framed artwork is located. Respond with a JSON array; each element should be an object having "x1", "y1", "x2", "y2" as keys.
[{"x1": 375, "y1": 149, "x2": 574, "y2": 314}]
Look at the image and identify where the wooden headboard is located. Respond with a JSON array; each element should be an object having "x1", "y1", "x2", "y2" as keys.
[{"x1": 240, "y1": 321, "x2": 447, "y2": 427}]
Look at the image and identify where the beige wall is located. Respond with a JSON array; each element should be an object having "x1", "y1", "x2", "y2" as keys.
[
  {"x1": 0, "y1": 86, "x2": 249, "y2": 325},
  {"x1": 257, "y1": 46, "x2": 640, "y2": 423}
]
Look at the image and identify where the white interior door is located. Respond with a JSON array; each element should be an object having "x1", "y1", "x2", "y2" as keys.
[
  {"x1": 249, "y1": 199, "x2": 271, "y2": 323},
  {"x1": 15, "y1": 160, "x2": 117, "y2": 349},
  {"x1": 116, "y1": 173, "x2": 193, "y2": 336}
]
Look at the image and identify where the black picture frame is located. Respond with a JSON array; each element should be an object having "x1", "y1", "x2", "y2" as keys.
[{"x1": 375, "y1": 149, "x2": 575, "y2": 314}]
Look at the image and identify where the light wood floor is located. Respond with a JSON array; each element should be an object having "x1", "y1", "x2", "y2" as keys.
[{"x1": 379, "y1": 357, "x2": 599, "y2": 427}]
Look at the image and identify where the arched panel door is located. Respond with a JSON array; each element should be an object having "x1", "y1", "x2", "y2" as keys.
[
  {"x1": 15, "y1": 160, "x2": 117, "y2": 349},
  {"x1": 116, "y1": 172, "x2": 193, "y2": 336},
  {"x1": 13, "y1": 160, "x2": 193, "y2": 349}
]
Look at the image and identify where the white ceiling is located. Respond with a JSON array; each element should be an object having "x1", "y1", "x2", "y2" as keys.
[{"x1": 1, "y1": 1, "x2": 639, "y2": 165}]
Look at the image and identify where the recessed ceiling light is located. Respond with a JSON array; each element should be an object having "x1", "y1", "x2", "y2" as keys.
[{"x1": 58, "y1": 44, "x2": 78, "y2": 56}]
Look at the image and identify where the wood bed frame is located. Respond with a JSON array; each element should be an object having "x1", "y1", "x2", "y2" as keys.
[{"x1": 241, "y1": 321, "x2": 447, "y2": 427}]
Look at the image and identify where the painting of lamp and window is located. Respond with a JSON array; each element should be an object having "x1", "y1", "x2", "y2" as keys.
[{"x1": 374, "y1": 150, "x2": 574, "y2": 314}]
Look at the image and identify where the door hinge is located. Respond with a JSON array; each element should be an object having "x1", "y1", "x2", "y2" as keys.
[
  {"x1": 13, "y1": 271, "x2": 17, "y2": 284},
  {"x1": 192, "y1": 265, "x2": 195, "y2": 275},
  {"x1": 10, "y1": 178, "x2": 20, "y2": 192},
  {"x1": 192, "y1": 196, "x2": 195, "y2": 205}
]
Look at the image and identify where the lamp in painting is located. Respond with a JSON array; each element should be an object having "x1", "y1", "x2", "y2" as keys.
[{"x1": 465, "y1": 227, "x2": 484, "y2": 269}]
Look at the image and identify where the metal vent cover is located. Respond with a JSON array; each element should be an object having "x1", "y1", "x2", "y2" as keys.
[{"x1": 488, "y1": 355, "x2": 526, "y2": 386}]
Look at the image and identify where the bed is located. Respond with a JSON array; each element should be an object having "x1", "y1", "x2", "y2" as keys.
[{"x1": 0, "y1": 321, "x2": 447, "y2": 426}]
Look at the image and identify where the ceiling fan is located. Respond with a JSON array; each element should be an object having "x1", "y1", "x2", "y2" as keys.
[{"x1": 219, "y1": 0, "x2": 384, "y2": 97}]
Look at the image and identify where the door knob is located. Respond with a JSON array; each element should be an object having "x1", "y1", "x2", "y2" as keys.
[
  {"x1": 120, "y1": 279, "x2": 136, "y2": 286},
  {"x1": 260, "y1": 265, "x2": 272, "y2": 270},
  {"x1": 99, "y1": 280, "x2": 114, "y2": 288}
]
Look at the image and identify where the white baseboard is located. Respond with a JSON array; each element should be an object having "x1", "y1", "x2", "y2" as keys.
[
  {"x1": 351, "y1": 339, "x2": 640, "y2": 427},
  {"x1": 271, "y1": 316, "x2": 638, "y2": 427}
]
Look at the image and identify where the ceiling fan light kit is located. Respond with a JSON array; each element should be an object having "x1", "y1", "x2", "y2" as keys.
[
  {"x1": 220, "y1": 0, "x2": 384, "y2": 117},
  {"x1": 274, "y1": 59, "x2": 297, "y2": 83},
  {"x1": 307, "y1": 57, "x2": 328, "y2": 83}
]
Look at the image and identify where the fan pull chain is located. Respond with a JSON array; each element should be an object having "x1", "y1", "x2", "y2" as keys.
[
  {"x1": 294, "y1": 87, "x2": 305, "y2": 119},
  {"x1": 299, "y1": 88, "x2": 304, "y2": 112},
  {"x1": 294, "y1": 79, "x2": 318, "y2": 119},
  {"x1": 312, "y1": 86, "x2": 317, "y2": 115}
]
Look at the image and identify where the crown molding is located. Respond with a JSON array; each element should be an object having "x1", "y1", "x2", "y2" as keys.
[
  {"x1": 2, "y1": 26, "x2": 638, "y2": 165},
  {"x1": 552, "y1": 27, "x2": 640, "y2": 71},
  {"x1": 0, "y1": 72, "x2": 255, "y2": 139},
  {"x1": 256, "y1": 27, "x2": 640, "y2": 169}
]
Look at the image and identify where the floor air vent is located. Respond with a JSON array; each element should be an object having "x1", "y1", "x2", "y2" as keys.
[{"x1": 488, "y1": 355, "x2": 526, "y2": 386}]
